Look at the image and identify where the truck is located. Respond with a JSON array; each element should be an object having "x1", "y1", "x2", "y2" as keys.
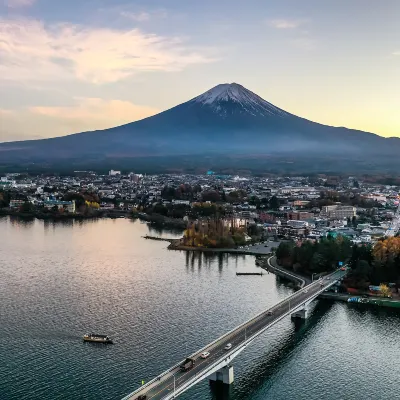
[{"x1": 180, "y1": 357, "x2": 195, "y2": 372}]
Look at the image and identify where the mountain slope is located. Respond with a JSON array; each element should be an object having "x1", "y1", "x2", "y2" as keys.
[{"x1": 0, "y1": 83, "x2": 398, "y2": 172}]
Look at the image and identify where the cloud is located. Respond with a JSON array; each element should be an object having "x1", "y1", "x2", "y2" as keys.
[
  {"x1": 268, "y1": 19, "x2": 306, "y2": 29},
  {"x1": 120, "y1": 11, "x2": 151, "y2": 22},
  {"x1": 30, "y1": 97, "x2": 159, "y2": 124},
  {"x1": 5, "y1": 0, "x2": 35, "y2": 8},
  {"x1": 290, "y1": 37, "x2": 317, "y2": 51},
  {"x1": 0, "y1": 18, "x2": 216, "y2": 84},
  {"x1": 0, "y1": 108, "x2": 15, "y2": 116},
  {"x1": 0, "y1": 98, "x2": 160, "y2": 141},
  {"x1": 393, "y1": 51, "x2": 400, "y2": 56},
  {"x1": 119, "y1": 10, "x2": 167, "y2": 22}
]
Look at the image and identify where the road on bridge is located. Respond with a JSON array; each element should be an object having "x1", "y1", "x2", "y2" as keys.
[{"x1": 123, "y1": 266, "x2": 345, "y2": 400}]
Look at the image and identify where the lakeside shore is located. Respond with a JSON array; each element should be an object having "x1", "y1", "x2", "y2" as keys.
[
  {"x1": 0, "y1": 208, "x2": 130, "y2": 220},
  {"x1": 146, "y1": 234, "x2": 400, "y2": 311}
]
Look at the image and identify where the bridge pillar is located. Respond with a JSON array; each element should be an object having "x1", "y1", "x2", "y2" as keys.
[
  {"x1": 209, "y1": 365, "x2": 234, "y2": 385},
  {"x1": 291, "y1": 307, "x2": 309, "y2": 320}
]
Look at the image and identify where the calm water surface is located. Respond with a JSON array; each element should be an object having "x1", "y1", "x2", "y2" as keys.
[{"x1": 0, "y1": 216, "x2": 399, "y2": 400}]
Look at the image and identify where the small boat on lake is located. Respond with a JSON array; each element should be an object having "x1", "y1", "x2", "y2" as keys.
[{"x1": 83, "y1": 333, "x2": 113, "y2": 344}]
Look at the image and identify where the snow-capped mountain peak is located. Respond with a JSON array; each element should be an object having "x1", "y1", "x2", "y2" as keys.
[{"x1": 191, "y1": 83, "x2": 290, "y2": 117}]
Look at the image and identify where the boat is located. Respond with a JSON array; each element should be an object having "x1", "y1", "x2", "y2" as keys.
[{"x1": 83, "y1": 333, "x2": 113, "y2": 344}]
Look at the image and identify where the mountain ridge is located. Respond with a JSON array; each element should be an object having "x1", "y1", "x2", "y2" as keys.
[{"x1": 0, "y1": 83, "x2": 398, "y2": 173}]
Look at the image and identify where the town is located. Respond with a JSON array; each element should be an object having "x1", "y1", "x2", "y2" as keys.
[{"x1": 0, "y1": 170, "x2": 398, "y2": 245}]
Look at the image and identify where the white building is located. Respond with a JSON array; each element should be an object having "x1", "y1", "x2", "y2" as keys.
[
  {"x1": 321, "y1": 205, "x2": 356, "y2": 219},
  {"x1": 109, "y1": 170, "x2": 121, "y2": 176},
  {"x1": 287, "y1": 220, "x2": 309, "y2": 228}
]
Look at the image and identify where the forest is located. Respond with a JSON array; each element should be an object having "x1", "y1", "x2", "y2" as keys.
[{"x1": 276, "y1": 236, "x2": 400, "y2": 288}]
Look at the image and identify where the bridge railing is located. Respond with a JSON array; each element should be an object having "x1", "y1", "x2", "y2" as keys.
[
  {"x1": 164, "y1": 270, "x2": 346, "y2": 400},
  {"x1": 186, "y1": 268, "x2": 344, "y2": 358},
  {"x1": 121, "y1": 266, "x2": 343, "y2": 399}
]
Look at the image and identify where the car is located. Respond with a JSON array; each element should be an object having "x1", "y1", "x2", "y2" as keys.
[
  {"x1": 200, "y1": 352, "x2": 210, "y2": 359},
  {"x1": 340, "y1": 267, "x2": 346, "y2": 271},
  {"x1": 326, "y1": 277, "x2": 330, "y2": 280},
  {"x1": 224, "y1": 343, "x2": 232, "y2": 350},
  {"x1": 267, "y1": 310, "x2": 273, "y2": 316},
  {"x1": 137, "y1": 396, "x2": 147, "y2": 400},
  {"x1": 320, "y1": 281, "x2": 324, "y2": 286},
  {"x1": 303, "y1": 289, "x2": 308, "y2": 293}
]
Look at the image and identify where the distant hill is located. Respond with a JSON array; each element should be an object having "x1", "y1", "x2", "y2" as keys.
[{"x1": 0, "y1": 83, "x2": 398, "y2": 174}]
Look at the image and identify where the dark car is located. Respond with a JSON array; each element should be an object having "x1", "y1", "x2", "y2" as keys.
[{"x1": 137, "y1": 395, "x2": 147, "y2": 400}]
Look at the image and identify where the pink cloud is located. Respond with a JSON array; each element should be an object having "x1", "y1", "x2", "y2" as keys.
[
  {"x1": 0, "y1": 98, "x2": 160, "y2": 141},
  {"x1": 0, "y1": 18, "x2": 217, "y2": 84},
  {"x1": 29, "y1": 97, "x2": 159, "y2": 124}
]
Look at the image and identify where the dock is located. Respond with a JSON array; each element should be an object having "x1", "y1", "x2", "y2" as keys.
[
  {"x1": 236, "y1": 272, "x2": 263, "y2": 276},
  {"x1": 142, "y1": 235, "x2": 174, "y2": 242}
]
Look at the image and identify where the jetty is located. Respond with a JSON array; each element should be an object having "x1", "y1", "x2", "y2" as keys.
[
  {"x1": 142, "y1": 235, "x2": 174, "y2": 242},
  {"x1": 236, "y1": 272, "x2": 263, "y2": 276}
]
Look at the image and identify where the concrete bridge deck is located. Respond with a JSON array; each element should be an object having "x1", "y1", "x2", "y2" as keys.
[{"x1": 121, "y1": 263, "x2": 345, "y2": 400}]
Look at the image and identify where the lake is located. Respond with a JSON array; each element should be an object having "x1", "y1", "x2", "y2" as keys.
[{"x1": 0, "y1": 216, "x2": 399, "y2": 400}]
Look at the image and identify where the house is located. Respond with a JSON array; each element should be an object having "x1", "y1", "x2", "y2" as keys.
[
  {"x1": 9, "y1": 199, "x2": 25, "y2": 208},
  {"x1": 44, "y1": 200, "x2": 76, "y2": 213}
]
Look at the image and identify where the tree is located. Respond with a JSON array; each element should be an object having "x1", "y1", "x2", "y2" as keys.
[
  {"x1": 276, "y1": 242, "x2": 294, "y2": 262},
  {"x1": 379, "y1": 284, "x2": 392, "y2": 298},
  {"x1": 201, "y1": 191, "x2": 221, "y2": 202},
  {"x1": 20, "y1": 201, "x2": 33, "y2": 213},
  {"x1": 269, "y1": 196, "x2": 279, "y2": 210}
]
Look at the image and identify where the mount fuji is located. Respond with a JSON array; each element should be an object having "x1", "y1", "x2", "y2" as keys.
[{"x1": 0, "y1": 83, "x2": 398, "y2": 173}]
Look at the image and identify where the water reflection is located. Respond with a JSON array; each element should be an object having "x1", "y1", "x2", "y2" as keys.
[
  {"x1": 184, "y1": 251, "x2": 248, "y2": 272},
  {"x1": 9, "y1": 216, "x2": 35, "y2": 228},
  {"x1": 147, "y1": 224, "x2": 184, "y2": 238}
]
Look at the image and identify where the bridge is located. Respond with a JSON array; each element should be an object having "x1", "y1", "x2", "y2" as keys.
[{"x1": 122, "y1": 259, "x2": 346, "y2": 400}]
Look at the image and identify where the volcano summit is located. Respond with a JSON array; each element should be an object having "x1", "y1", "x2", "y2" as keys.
[{"x1": 0, "y1": 83, "x2": 398, "y2": 173}]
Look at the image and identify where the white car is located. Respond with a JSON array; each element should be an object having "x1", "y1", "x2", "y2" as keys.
[
  {"x1": 200, "y1": 351, "x2": 210, "y2": 359},
  {"x1": 303, "y1": 289, "x2": 308, "y2": 293},
  {"x1": 224, "y1": 343, "x2": 232, "y2": 350}
]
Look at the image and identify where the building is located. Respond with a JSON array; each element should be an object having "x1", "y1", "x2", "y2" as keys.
[
  {"x1": 109, "y1": 170, "x2": 121, "y2": 176},
  {"x1": 43, "y1": 200, "x2": 76, "y2": 213},
  {"x1": 287, "y1": 220, "x2": 309, "y2": 228},
  {"x1": 287, "y1": 211, "x2": 314, "y2": 221},
  {"x1": 321, "y1": 205, "x2": 356, "y2": 219},
  {"x1": 9, "y1": 199, "x2": 25, "y2": 208}
]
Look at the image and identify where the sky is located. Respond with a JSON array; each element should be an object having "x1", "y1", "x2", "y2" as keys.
[{"x1": 0, "y1": 0, "x2": 399, "y2": 142}]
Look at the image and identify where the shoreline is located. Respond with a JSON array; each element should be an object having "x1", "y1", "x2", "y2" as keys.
[
  {"x1": 167, "y1": 242, "x2": 272, "y2": 256},
  {"x1": 0, "y1": 208, "x2": 129, "y2": 220},
  {"x1": 261, "y1": 256, "x2": 400, "y2": 310}
]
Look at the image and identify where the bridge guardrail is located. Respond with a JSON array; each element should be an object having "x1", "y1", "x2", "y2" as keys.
[
  {"x1": 121, "y1": 263, "x2": 344, "y2": 399},
  {"x1": 185, "y1": 261, "x2": 340, "y2": 359},
  {"x1": 168, "y1": 270, "x2": 345, "y2": 399}
]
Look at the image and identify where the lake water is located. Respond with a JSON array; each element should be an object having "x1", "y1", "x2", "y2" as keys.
[{"x1": 0, "y1": 216, "x2": 399, "y2": 400}]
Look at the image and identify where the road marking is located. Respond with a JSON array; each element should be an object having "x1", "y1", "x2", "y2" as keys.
[{"x1": 133, "y1": 269, "x2": 344, "y2": 400}]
